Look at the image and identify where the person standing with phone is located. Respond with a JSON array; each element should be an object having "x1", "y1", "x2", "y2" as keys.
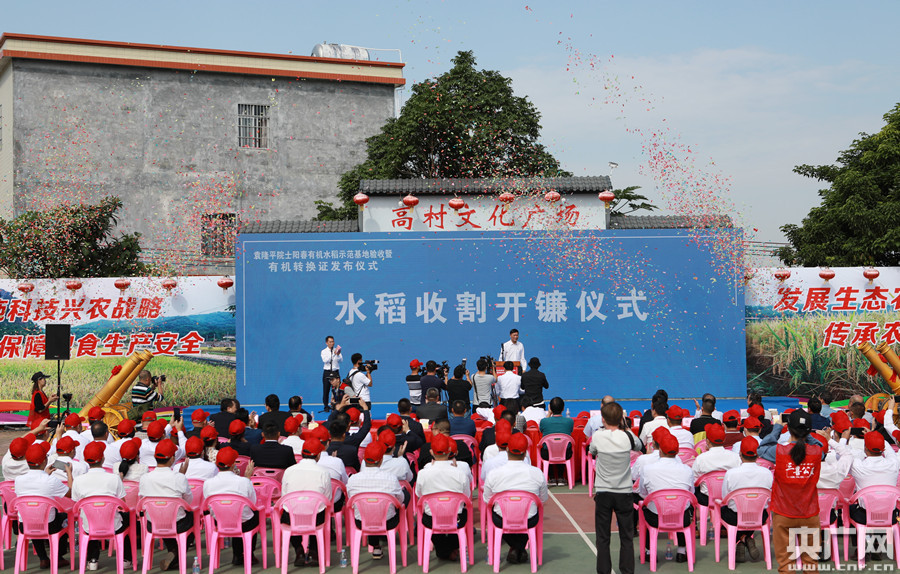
[{"x1": 321, "y1": 336, "x2": 343, "y2": 411}]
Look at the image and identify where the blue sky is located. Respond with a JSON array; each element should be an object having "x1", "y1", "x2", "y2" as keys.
[{"x1": 4, "y1": 0, "x2": 899, "y2": 245}]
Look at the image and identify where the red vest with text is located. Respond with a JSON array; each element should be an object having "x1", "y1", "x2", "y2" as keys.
[{"x1": 771, "y1": 442, "x2": 821, "y2": 518}]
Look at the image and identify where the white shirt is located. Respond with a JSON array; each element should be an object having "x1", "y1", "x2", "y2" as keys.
[
  {"x1": 692, "y1": 446, "x2": 741, "y2": 494},
  {"x1": 15, "y1": 469, "x2": 69, "y2": 520},
  {"x1": 631, "y1": 451, "x2": 660, "y2": 482},
  {"x1": 482, "y1": 459, "x2": 547, "y2": 519},
  {"x1": 346, "y1": 465, "x2": 404, "y2": 520},
  {"x1": 817, "y1": 449, "x2": 852, "y2": 490},
  {"x1": 78, "y1": 429, "x2": 114, "y2": 458},
  {"x1": 639, "y1": 416, "x2": 669, "y2": 445},
  {"x1": 416, "y1": 459, "x2": 471, "y2": 516},
  {"x1": 842, "y1": 444, "x2": 900, "y2": 495},
  {"x1": 72, "y1": 467, "x2": 127, "y2": 531},
  {"x1": 721, "y1": 462, "x2": 773, "y2": 511},
  {"x1": 584, "y1": 414, "x2": 605, "y2": 438},
  {"x1": 122, "y1": 463, "x2": 149, "y2": 482},
  {"x1": 138, "y1": 466, "x2": 192, "y2": 520},
  {"x1": 731, "y1": 434, "x2": 761, "y2": 454},
  {"x1": 1, "y1": 452, "x2": 29, "y2": 480},
  {"x1": 46, "y1": 454, "x2": 88, "y2": 482},
  {"x1": 54, "y1": 429, "x2": 86, "y2": 461},
  {"x1": 102, "y1": 439, "x2": 128, "y2": 470},
  {"x1": 282, "y1": 458, "x2": 332, "y2": 512},
  {"x1": 380, "y1": 454, "x2": 413, "y2": 483},
  {"x1": 481, "y1": 445, "x2": 530, "y2": 468},
  {"x1": 177, "y1": 457, "x2": 219, "y2": 480},
  {"x1": 475, "y1": 406, "x2": 496, "y2": 423},
  {"x1": 521, "y1": 407, "x2": 546, "y2": 425},
  {"x1": 347, "y1": 425, "x2": 373, "y2": 447},
  {"x1": 317, "y1": 452, "x2": 348, "y2": 502},
  {"x1": 321, "y1": 346, "x2": 343, "y2": 371},
  {"x1": 668, "y1": 426, "x2": 695, "y2": 450},
  {"x1": 693, "y1": 409, "x2": 723, "y2": 422},
  {"x1": 349, "y1": 369, "x2": 371, "y2": 402},
  {"x1": 496, "y1": 372, "x2": 522, "y2": 400},
  {"x1": 638, "y1": 457, "x2": 693, "y2": 513},
  {"x1": 203, "y1": 470, "x2": 257, "y2": 522},
  {"x1": 282, "y1": 436, "x2": 304, "y2": 456},
  {"x1": 140, "y1": 432, "x2": 187, "y2": 467},
  {"x1": 501, "y1": 340, "x2": 526, "y2": 371}
]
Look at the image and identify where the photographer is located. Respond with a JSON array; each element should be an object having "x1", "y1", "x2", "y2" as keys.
[
  {"x1": 472, "y1": 358, "x2": 497, "y2": 415},
  {"x1": 446, "y1": 365, "x2": 473, "y2": 413},
  {"x1": 129, "y1": 370, "x2": 164, "y2": 421},
  {"x1": 420, "y1": 360, "x2": 447, "y2": 402},
  {"x1": 348, "y1": 353, "x2": 373, "y2": 407}
]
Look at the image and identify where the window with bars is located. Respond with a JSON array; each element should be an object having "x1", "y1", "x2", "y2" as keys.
[
  {"x1": 238, "y1": 104, "x2": 269, "y2": 148},
  {"x1": 201, "y1": 213, "x2": 237, "y2": 258}
]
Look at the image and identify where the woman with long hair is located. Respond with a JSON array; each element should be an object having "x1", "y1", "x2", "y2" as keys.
[
  {"x1": 26, "y1": 371, "x2": 57, "y2": 428},
  {"x1": 759, "y1": 409, "x2": 823, "y2": 572}
]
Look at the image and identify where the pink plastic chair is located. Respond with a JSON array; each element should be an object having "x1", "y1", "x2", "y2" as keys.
[
  {"x1": 13, "y1": 496, "x2": 75, "y2": 574},
  {"x1": 136, "y1": 497, "x2": 199, "y2": 574},
  {"x1": 416, "y1": 493, "x2": 474, "y2": 573},
  {"x1": 74, "y1": 496, "x2": 133, "y2": 574},
  {"x1": 486, "y1": 491, "x2": 543, "y2": 573},
  {"x1": 251, "y1": 467, "x2": 285, "y2": 481},
  {"x1": 677, "y1": 447, "x2": 697, "y2": 466},
  {"x1": 347, "y1": 492, "x2": 407, "y2": 574},
  {"x1": 294, "y1": 454, "x2": 302, "y2": 464},
  {"x1": 629, "y1": 450, "x2": 641, "y2": 467},
  {"x1": 201, "y1": 494, "x2": 266, "y2": 574},
  {"x1": 584, "y1": 450, "x2": 597, "y2": 495},
  {"x1": 711, "y1": 487, "x2": 772, "y2": 570},
  {"x1": 693, "y1": 471, "x2": 726, "y2": 546},
  {"x1": 330, "y1": 479, "x2": 350, "y2": 552},
  {"x1": 451, "y1": 435, "x2": 481, "y2": 486},
  {"x1": 234, "y1": 456, "x2": 251, "y2": 477},
  {"x1": 756, "y1": 458, "x2": 775, "y2": 471},
  {"x1": 0, "y1": 480, "x2": 17, "y2": 554},
  {"x1": 399, "y1": 480, "x2": 416, "y2": 546},
  {"x1": 817, "y1": 488, "x2": 842, "y2": 568},
  {"x1": 837, "y1": 475, "x2": 856, "y2": 560},
  {"x1": 847, "y1": 485, "x2": 900, "y2": 569},
  {"x1": 638, "y1": 489, "x2": 697, "y2": 572},
  {"x1": 249, "y1": 477, "x2": 280, "y2": 565},
  {"x1": 694, "y1": 439, "x2": 710, "y2": 453},
  {"x1": 273, "y1": 491, "x2": 332, "y2": 574},
  {"x1": 537, "y1": 434, "x2": 575, "y2": 489}
]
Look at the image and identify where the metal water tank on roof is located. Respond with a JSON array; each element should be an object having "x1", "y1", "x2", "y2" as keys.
[{"x1": 311, "y1": 43, "x2": 370, "y2": 60}]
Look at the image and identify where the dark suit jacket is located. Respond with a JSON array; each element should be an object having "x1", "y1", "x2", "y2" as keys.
[
  {"x1": 227, "y1": 439, "x2": 252, "y2": 457},
  {"x1": 520, "y1": 369, "x2": 549, "y2": 407},
  {"x1": 325, "y1": 411, "x2": 371, "y2": 472},
  {"x1": 400, "y1": 415, "x2": 426, "y2": 442},
  {"x1": 250, "y1": 440, "x2": 296, "y2": 469},
  {"x1": 416, "y1": 402, "x2": 448, "y2": 422},
  {"x1": 258, "y1": 410, "x2": 293, "y2": 437},
  {"x1": 209, "y1": 411, "x2": 237, "y2": 434}
]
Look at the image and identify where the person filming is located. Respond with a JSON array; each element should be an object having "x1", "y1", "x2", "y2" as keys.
[{"x1": 347, "y1": 353, "x2": 373, "y2": 408}]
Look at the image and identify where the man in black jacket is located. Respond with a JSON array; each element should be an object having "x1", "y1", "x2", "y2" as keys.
[
  {"x1": 258, "y1": 394, "x2": 292, "y2": 437},
  {"x1": 520, "y1": 357, "x2": 549, "y2": 409},
  {"x1": 416, "y1": 388, "x2": 448, "y2": 422},
  {"x1": 250, "y1": 422, "x2": 296, "y2": 469},
  {"x1": 326, "y1": 399, "x2": 371, "y2": 472},
  {"x1": 397, "y1": 399, "x2": 426, "y2": 442},
  {"x1": 209, "y1": 398, "x2": 238, "y2": 434}
]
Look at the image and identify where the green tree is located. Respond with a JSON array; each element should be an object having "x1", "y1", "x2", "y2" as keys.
[
  {"x1": 779, "y1": 103, "x2": 900, "y2": 266},
  {"x1": 0, "y1": 196, "x2": 146, "y2": 278},
  {"x1": 316, "y1": 50, "x2": 572, "y2": 221},
  {"x1": 608, "y1": 186, "x2": 658, "y2": 215}
]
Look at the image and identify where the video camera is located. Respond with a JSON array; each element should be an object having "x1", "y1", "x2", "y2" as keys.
[
  {"x1": 419, "y1": 360, "x2": 450, "y2": 379},
  {"x1": 362, "y1": 360, "x2": 379, "y2": 372},
  {"x1": 151, "y1": 374, "x2": 167, "y2": 385}
]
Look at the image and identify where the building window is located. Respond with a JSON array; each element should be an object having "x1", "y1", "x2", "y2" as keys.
[
  {"x1": 238, "y1": 104, "x2": 269, "y2": 149},
  {"x1": 201, "y1": 213, "x2": 237, "y2": 258}
]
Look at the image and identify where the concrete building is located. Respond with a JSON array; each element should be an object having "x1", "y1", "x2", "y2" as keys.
[{"x1": 0, "y1": 33, "x2": 404, "y2": 274}]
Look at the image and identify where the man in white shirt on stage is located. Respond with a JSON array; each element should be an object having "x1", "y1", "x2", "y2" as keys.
[
  {"x1": 501, "y1": 328, "x2": 526, "y2": 373},
  {"x1": 321, "y1": 335, "x2": 342, "y2": 411}
]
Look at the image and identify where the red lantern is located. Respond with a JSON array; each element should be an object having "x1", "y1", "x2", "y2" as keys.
[
  {"x1": 774, "y1": 269, "x2": 791, "y2": 282},
  {"x1": 544, "y1": 190, "x2": 561, "y2": 203},
  {"x1": 448, "y1": 197, "x2": 465, "y2": 211},
  {"x1": 818, "y1": 268, "x2": 835, "y2": 281},
  {"x1": 598, "y1": 190, "x2": 616, "y2": 208},
  {"x1": 353, "y1": 193, "x2": 369, "y2": 206},
  {"x1": 217, "y1": 277, "x2": 234, "y2": 292},
  {"x1": 161, "y1": 278, "x2": 177, "y2": 292},
  {"x1": 863, "y1": 268, "x2": 880, "y2": 281},
  {"x1": 498, "y1": 192, "x2": 515, "y2": 204},
  {"x1": 114, "y1": 278, "x2": 131, "y2": 294},
  {"x1": 66, "y1": 279, "x2": 82, "y2": 292},
  {"x1": 402, "y1": 194, "x2": 419, "y2": 208},
  {"x1": 17, "y1": 282, "x2": 34, "y2": 295}
]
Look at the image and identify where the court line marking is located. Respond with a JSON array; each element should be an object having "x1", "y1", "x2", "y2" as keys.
[{"x1": 548, "y1": 490, "x2": 597, "y2": 556}]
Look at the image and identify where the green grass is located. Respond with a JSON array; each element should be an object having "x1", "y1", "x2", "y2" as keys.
[{"x1": 0, "y1": 356, "x2": 234, "y2": 408}]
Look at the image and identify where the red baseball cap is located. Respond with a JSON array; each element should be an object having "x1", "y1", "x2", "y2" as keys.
[
  {"x1": 191, "y1": 409, "x2": 209, "y2": 423},
  {"x1": 119, "y1": 439, "x2": 140, "y2": 461},
  {"x1": 302, "y1": 439, "x2": 325, "y2": 457},
  {"x1": 26, "y1": 443, "x2": 50, "y2": 466},
  {"x1": 864, "y1": 431, "x2": 885, "y2": 453},
  {"x1": 743, "y1": 417, "x2": 761, "y2": 430},
  {"x1": 313, "y1": 425, "x2": 330, "y2": 442},
  {"x1": 493, "y1": 405, "x2": 506, "y2": 421},
  {"x1": 154, "y1": 439, "x2": 177, "y2": 460},
  {"x1": 386, "y1": 414, "x2": 402, "y2": 429},
  {"x1": 142, "y1": 411, "x2": 157, "y2": 423},
  {"x1": 508, "y1": 433, "x2": 529, "y2": 455},
  {"x1": 852, "y1": 419, "x2": 870, "y2": 430},
  {"x1": 495, "y1": 419, "x2": 512, "y2": 435},
  {"x1": 410, "y1": 359, "x2": 423, "y2": 369},
  {"x1": 147, "y1": 420, "x2": 166, "y2": 440},
  {"x1": 747, "y1": 404, "x2": 765, "y2": 418},
  {"x1": 893, "y1": 430, "x2": 900, "y2": 443},
  {"x1": 346, "y1": 408, "x2": 361, "y2": 423},
  {"x1": 216, "y1": 446, "x2": 239, "y2": 467},
  {"x1": 722, "y1": 410, "x2": 741, "y2": 423},
  {"x1": 740, "y1": 436, "x2": 758, "y2": 457},
  {"x1": 185, "y1": 436, "x2": 204, "y2": 456},
  {"x1": 88, "y1": 407, "x2": 105, "y2": 422},
  {"x1": 873, "y1": 410, "x2": 887, "y2": 424},
  {"x1": 201, "y1": 425, "x2": 219, "y2": 442},
  {"x1": 363, "y1": 441, "x2": 386, "y2": 464},
  {"x1": 658, "y1": 434, "x2": 679, "y2": 455},
  {"x1": 29, "y1": 418, "x2": 46, "y2": 431},
  {"x1": 379, "y1": 429, "x2": 397, "y2": 448},
  {"x1": 651, "y1": 426, "x2": 672, "y2": 444},
  {"x1": 284, "y1": 417, "x2": 300, "y2": 434},
  {"x1": 118, "y1": 419, "x2": 136, "y2": 435},
  {"x1": 229, "y1": 420, "x2": 246, "y2": 436},
  {"x1": 665, "y1": 406, "x2": 684, "y2": 421},
  {"x1": 56, "y1": 436, "x2": 80, "y2": 453},
  {"x1": 431, "y1": 433, "x2": 452, "y2": 455},
  {"x1": 705, "y1": 423, "x2": 725, "y2": 445},
  {"x1": 9, "y1": 437, "x2": 29, "y2": 458},
  {"x1": 83, "y1": 441, "x2": 106, "y2": 464},
  {"x1": 64, "y1": 413, "x2": 84, "y2": 427}
]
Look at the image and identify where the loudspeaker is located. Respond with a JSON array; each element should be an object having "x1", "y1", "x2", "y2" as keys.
[{"x1": 45, "y1": 324, "x2": 71, "y2": 361}]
